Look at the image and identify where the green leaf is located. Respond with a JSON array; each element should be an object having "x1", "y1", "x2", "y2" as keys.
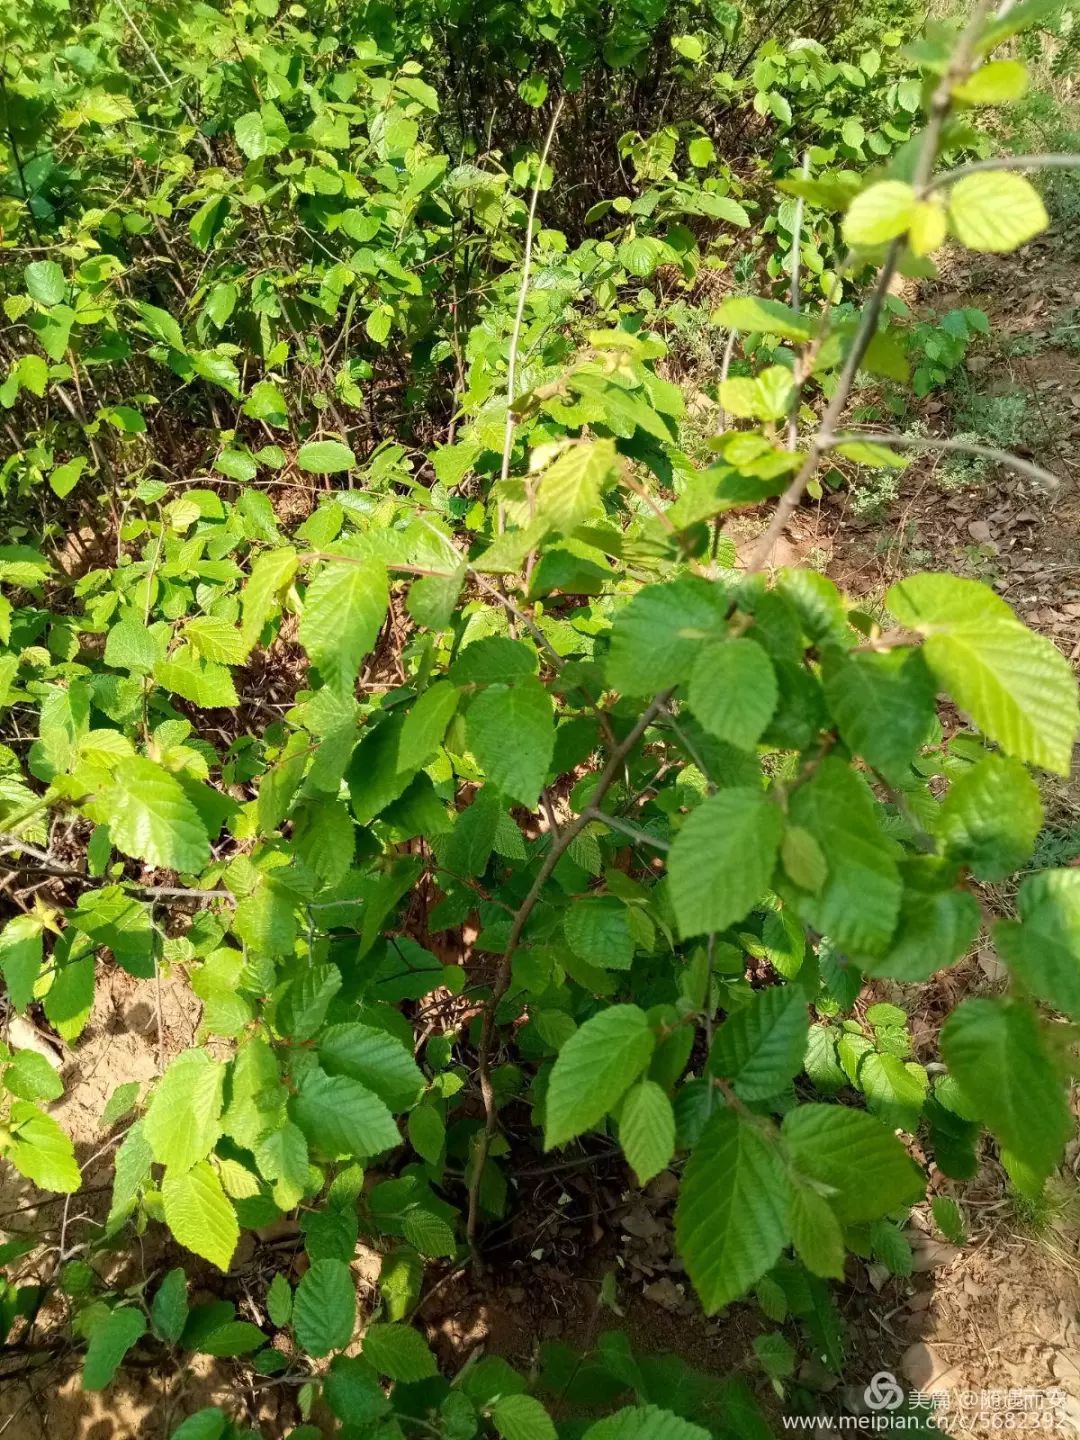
[
  {"x1": 675, "y1": 1108, "x2": 791, "y2": 1313},
  {"x1": 864, "y1": 888, "x2": 980, "y2": 982},
  {"x1": 104, "y1": 618, "x2": 159, "y2": 673},
  {"x1": 668, "y1": 788, "x2": 782, "y2": 939},
  {"x1": 953, "y1": 58, "x2": 1028, "y2": 104},
  {"x1": 324, "y1": 1356, "x2": 391, "y2": 1422},
  {"x1": 267, "y1": 1272, "x2": 292, "y2": 1328},
  {"x1": 712, "y1": 295, "x2": 814, "y2": 342},
  {"x1": 296, "y1": 439, "x2": 356, "y2": 474},
  {"x1": 564, "y1": 896, "x2": 634, "y2": 971},
  {"x1": 544, "y1": 1005, "x2": 655, "y2": 1149},
  {"x1": 292, "y1": 1259, "x2": 356, "y2": 1357},
  {"x1": 948, "y1": 171, "x2": 1048, "y2": 252},
  {"x1": 466, "y1": 678, "x2": 554, "y2": 809},
  {"x1": 994, "y1": 870, "x2": 1080, "y2": 1018},
  {"x1": 184, "y1": 616, "x2": 248, "y2": 665},
  {"x1": 151, "y1": 1268, "x2": 189, "y2": 1343},
  {"x1": 0, "y1": 916, "x2": 43, "y2": 1012},
  {"x1": 7, "y1": 1102, "x2": 80, "y2": 1192},
  {"x1": 606, "y1": 576, "x2": 726, "y2": 696},
  {"x1": 688, "y1": 639, "x2": 778, "y2": 749},
  {"x1": 168, "y1": 1410, "x2": 227, "y2": 1440},
  {"x1": 398, "y1": 681, "x2": 460, "y2": 770},
  {"x1": 888, "y1": 573, "x2": 1078, "y2": 774},
  {"x1": 821, "y1": 649, "x2": 935, "y2": 782},
  {"x1": 242, "y1": 546, "x2": 298, "y2": 649},
  {"x1": 843, "y1": 180, "x2": 916, "y2": 246},
  {"x1": 789, "y1": 1181, "x2": 845, "y2": 1279},
  {"x1": 618, "y1": 1079, "x2": 675, "y2": 1185},
  {"x1": 300, "y1": 556, "x2": 389, "y2": 694},
  {"x1": 781, "y1": 1104, "x2": 925, "y2": 1222},
  {"x1": 24, "y1": 260, "x2": 66, "y2": 307},
  {"x1": 936, "y1": 755, "x2": 1042, "y2": 880},
  {"x1": 133, "y1": 300, "x2": 185, "y2": 352},
  {"x1": 83, "y1": 1306, "x2": 147, "y2": 1390},
  {"x1": 492, "y1": 1394, "x2": 557, "y2": 1440},
  {"x1": 583, "y1": 1407, "x2": 710, "y2": 1440},
  {"x1": 708, "y1": 985, "x2": 808, "y2": 1101},
  {"x1": 535, "y1": 439, "x2": 619, "y2": 532},
  {"x1": 859, "y1": 1053, "x2": 927, "y2": 1132},
  {"x1": 361, "y1": 1323, "x2": 438, "y2": 1381},
  {"x1": 144, "y1": 1049, "x2": 225, "y2": 1172},
  {"x1": 105, "y1": 757, "x2": 211, "y2": 872},
  {"x1": 290, "y1": 1066, "x2": 401, "y2": 1159},
  {"x1": 941, "y1": 997, "x2": 1070, "y2": 1183},
  {"x1": 3, "y1": 1049, "x2": 63, "y2": 1103},
  {"x1": 318, "y1": 1022, "x2": 425, "y2": 1110},
  {"x1": 156, "y1": 647, "x2": 238, "y2": 709},
  {"x1": 788, "y1": 758, "x2": 901, "y2": 957},
  {"x1": 161, "y1": 1161, "x2": 238, "y2": 1271}
]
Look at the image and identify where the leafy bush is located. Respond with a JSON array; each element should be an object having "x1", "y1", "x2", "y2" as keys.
[{"x1": 0, "y1": 0, "x2": 1077, "y2": 1435}]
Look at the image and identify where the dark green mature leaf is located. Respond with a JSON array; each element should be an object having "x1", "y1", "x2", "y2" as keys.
[
  {"x1": 888, "y1": 573, "x2": 1079, "y2": 775},
  {"x1": 361, "y1": 1323, "x2": 438, "y2": 1381},
  {"x1": 564, "y1": 896, "x2": 634, "y2": 970},
  {"x1": 863, "y1": 888, "x2": 980, "y2": 982},
  {"x1": 83, "y1": 1306, "x2": 147, "y2": 1390},
  {"x1": 293, "y1": 1259, "x2": 356, "y2": 1357},
  {"x1": 318, "y1": 1022, "x2": 425, "y2": 1110},
  {"x1": 688, "y1": 639, "x2": 778, "y2": 750},
  {"x1": 466, "y1": 677, "x2": 554, "y2": 808},
  {"x1": 708, "y1": 985, "x2": 809, "y2": 1100},
  {"x1": 821, "y1": 648, "x2": 935, "y2": 782},
  {"x1": 781, "y1": 1104, "x2": 925, "y2": 1222},
  {"x1": 544, "y1": 1005, "x2": 655, "y2": 1149},
  {"x1": 936, "y1": 755, "x2": 1042, "y2": 880},
  {"x1": 676, "y1": 1108, "x2": 791, "y2": 1313},
  {"x1": 788, "y1": 758, "x2": 902, "y2": 957},
  {"x1": 668, "y1": 788, "x2": 782, "y2": 938},
  {"x1": 290, "y1": 1066, "x2": 401, "y2": 1159},
  {"x1": 941, "y1": 998, "x2": 1070, "y2": 1182},
  {"x1": 994, "y1": 870, "x2": 1080, "y2": 1018},
  {"x1": 583, "y1": 1408, "x2": 710, "y2": 1440},
  {"x1": 300, "y1": 556, "x2": 389, "y2": 693},
  {"x1": 606, "y1": 576, "x2": 727, "y2": 696}
]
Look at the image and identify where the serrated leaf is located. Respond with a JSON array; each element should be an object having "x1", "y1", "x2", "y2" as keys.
[
  {"x1": 859, "y1": 1053, "x2": 927, "y2": 1132},
  {"x1": 668, "y1": 788, "x2": 782, "y2": 939},
  {"x1": 242, "y1": 546, "x2": 298, "y2": 649},
  {"x1": 788, "y1": 758, "x2": 901, "y2": 957},
  {"x1": 7, "y1": 1102, "x2": 80, "y2": 1193},
  {"x1": 0, "y1": 916, "x2": 43, "y2": 1013},
  {"x1": 184, "y1": 616, "x2": 248, "y2": 665},
  {"x1": 398, "y1": 681, "x2": 460, "y2": 770},
  {"x1": 144, "y1": 1050, "x2": 225, "y2": 1172},
  {"x1": 688, "y1": 638, "x2": 778, "y2": 749},
  {"x1": 564, "y1": 896, "x2": 634, "y2": 971},
  {"x1": 296, "y1": 439, "x2": 356, "y2": 474},
  {"x1": 888, "y1": 573, "x2": 1078, "y2": 775},
  {"x1": 863, "y1": 888, "x2": 980, "y2": 982},
  {"x1": 290, "y1": 1066, "x2": 401, "y2": 1159},
  {"x1": 83, "y1": 1306, "x2": 147, "y2": 1390},
  {"x1": 708, "y1": 985, "x2": 808, "y2": 1100},
  {"x1": 162, "y1": 1162, "x2": 238, "y2": 1271},
  {"x1": 267, "y1": 1272, "x2": 292, "y2": 1328},
  {"x1": 948, "y1": 171, "x2": 1048, "y2": 252},
  {"x1": 675, "y1": 1107, "x2": 791, "y2": 1313},
  {"x1": 821, "y1": 648, "x2": 935, "y2": 782},
  {"x1": 781, "y1": 1104, "x2": 924, "y2": 1222},
  {"x1": 584, "y1": 1407, "x2": 709, "y2": 1440},
  {"x1": 104, "y1": 757, "x2": 211, "y2": 873},
  {"x1": 941, "y1": 997, "x2": 1070, "y2": 1183},
  {"x1": 361, "y1": 1323, "x2": 438, "y2": 1381},
  {"x1": 618, "y1": 1079, "x2": 675, "y2": 1185},
  {"x1": 789, "y1": 1181, "x2": 845, "y2": 1279},
  {"x1": 25, "y1": 260, "x2": 66, "y2": 306},
  {"x1": 711, "y1": 295, "x2": 814, "y2": 342},
  {"x1": 535, "y1": 439, "x2": 619, "y2": 533},
  {"x1": 544, "y1": 1005, "x2": 655, "y2": 1149},
  {"x1": 843, "y1": 180, "x2": 917, "y2": 246},
  {"x1": 318, "y1": 1022, "x2": 425, "y2": 1110},
  {"x1": 492, "y1": 1394, "x2": 557, "y2": 1440},
  {"x1": 3, "y1": 1049, "x2": 63, "y2": 1103},
  {"x1": 994, "y1": 869, "x2": 1080, "y2": 1018},
  {"x1": 300, "y1": 556, "x2": 389, "y2": 694},
  {"x1": 151, "y1": 1268, "x2": 189, "y2": 1343},
  {"x1": 466, "y1": 677, "x2": 554, "y2": 809},
  {"x1": 953, "y1": 58, "x2": 1028, "y2": 104},
  {"x1": 104, "y1": 619, "x2": 159, "y2": 673},
  {"x1": 606, "y1": 576, "x2": 726, "y2": 696},
  {"x1": 936, "y1": 754, "x2": 1042, "y2": 880},
  {"x1": 292, "y1": 1258, "x2": 356, "y2": 1357}
]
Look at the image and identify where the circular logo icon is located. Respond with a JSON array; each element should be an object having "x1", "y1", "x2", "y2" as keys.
[{"x1": 864, "y1": 1371, "x2": 905, "y2": 1412}]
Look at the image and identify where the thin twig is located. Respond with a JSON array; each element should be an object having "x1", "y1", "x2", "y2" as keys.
[
  {"x1": 926, "y1": 152, "x2": 1080, "y2": 191},
  {"x1": 823, "y1": 430, "x2": 1061, "y2": 490},
  {"x1": 786, "y1": 151, "x2": 810, "y2": 452}
]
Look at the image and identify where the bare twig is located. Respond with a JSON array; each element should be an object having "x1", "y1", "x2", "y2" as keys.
[
  {"x1": 823, "y1": 430, "x2": 1061, "y2": 490},
  {"x1": 927, "y1": 152, "x2": 1080, "y2": 191}
]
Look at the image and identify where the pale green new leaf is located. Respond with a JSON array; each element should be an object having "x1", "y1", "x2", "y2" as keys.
[
  {"x1": 361, "y1": 1323, "x2": 438, "y2": 1381},
  {"x1": 544, "y1": 1005, "x2": 655, "y2": 1149},
  {"x1": 7, "y1": 1102, "x2": 80, "y2": 1193},
  {"x1": 144, "y1": 1049, "x2": 225, "y2": 1172},
  {"x1": 161, "y1": 1161, "x2": 239, "y2": 1271},
  {"x1": 0, "y1": 916, "x2": 43, "y2": 1013},
  {"x1": 668, "y1": 788, "x2": 782, "y2": 938},
  {"x1": 859, "y1": 1054, "x2": 927, "y2": 1132},
  {"x1": 936, "y1": 755, "x2": 1042, "y2": 880},
  {"x1": 941, "y1": 998, "x2": 1070, "y2": 1182},
  {"x1": 241, "y1": 546, "x2": 297, "y2": 649},
  {"x1": 492, "y1": 1393, "x2": 557, "y2": 1440},
  {"x1": 292, "y1": 1258, "x2": 356, "y2": 1357},
  {"x1": 535, "y1": 439, "x2": 619, "y2": 532},
  {"x1": 583, "y1": 1407, "x2": 709, "y2": 1440},
  {"x1": 711, "y1": 295, "x2": 814, "y2": 342},
  {"x1": 675, "y1": 1108, "x2": 791, "y2": 1313},
  {"x1": 105, "y1": 757, "x2": 211, "y2": 873},
  {"x1": 888, "y1": 573, "x2": 1078, "y2": 775},
  {"x1": 618, "y1": 1079, "x2": 675, "y2": 1185},
  {"x1": 296, "y1": 439, "x2": 356, "y2": 474},
  {"x1": 300, "y1": 555, "x2": 389, "y2": 693},
  {"x1": 843, "y1": 180, "x2": 916, "y2": 245},
  {"x1": 948, "y1": 171, "x2": 1048, "y2": 252}
]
